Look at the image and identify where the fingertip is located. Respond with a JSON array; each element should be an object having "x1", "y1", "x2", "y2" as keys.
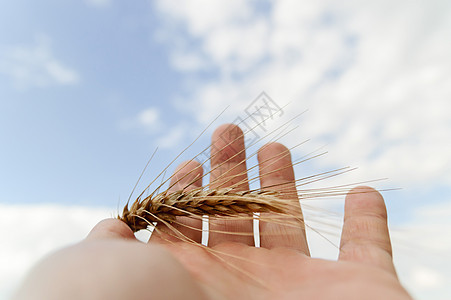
[
  {"x1": 210, "y1": 123, "x2": 246, "y2": 166},
  {"x1": 257, "y1": 142, "x2": 290, "y2": 161},
  {"x1": 212, "y1": 123, "x2": 244, "y2": 139},
  {"x1": 86, "y1": 218, "x2": 136, "y2": 241},
  {"x1": 257, "y1": 142, "x2": 295, "y2": 194},
  {"x1": 345, "y1": 186, "x2": 387, "y2": 219},
  {"x1": 174, "y1": 160, "x2": 203, "y2": 174},
  {"x1": 347, "y1": 185, "x2": 381, "y2": 197}
]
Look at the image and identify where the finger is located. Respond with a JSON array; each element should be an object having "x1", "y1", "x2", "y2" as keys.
[
  {"x1": 258, "y1": 143, "x2": 310, "y2": 254},
  {"x1": 208, "y1": 124, "x2": 254, "y2": 246},
  {"x1": 339, "y1": 186, "x2": 397, "y2": 275},
  {"x1": 150, "y1": 160, "x2": 204, "y2": 244},
  {"x1": 86, "y1": 219, "x2": 136, "y2": 241}
]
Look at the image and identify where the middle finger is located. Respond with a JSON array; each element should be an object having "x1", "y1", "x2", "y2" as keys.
[{"x1": 208, "y1": 124, "x2": 254, "y2": 246}]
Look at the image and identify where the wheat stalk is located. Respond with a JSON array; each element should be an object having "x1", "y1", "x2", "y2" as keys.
[{"x1": 119, "y1": 188, "x2": 298, "y2": 232}]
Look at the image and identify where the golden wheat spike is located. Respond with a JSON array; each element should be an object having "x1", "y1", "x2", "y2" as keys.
[{"x1": 119, "y1": 188, "x2": 299, "y2": 232}]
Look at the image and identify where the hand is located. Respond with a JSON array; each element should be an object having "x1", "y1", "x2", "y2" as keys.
[{"x1": 14, "y1": 124, "x2": 412, "y2": 300}]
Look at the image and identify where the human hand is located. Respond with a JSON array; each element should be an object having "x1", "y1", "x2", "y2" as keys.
[{"x1": 14, "y1": 124, "x2": 412, "y2": 300}]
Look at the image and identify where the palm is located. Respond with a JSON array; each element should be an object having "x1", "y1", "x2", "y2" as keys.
[{"x1": 164, "y1": 241, "x2": 408, "y2": 300}]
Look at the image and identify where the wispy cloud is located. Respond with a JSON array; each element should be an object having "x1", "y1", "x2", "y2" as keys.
[
  {"x1": 138, "y1": 107, "x2": 160, "y2": 128},
  {"x1": 120, "y1": 107, "x2": 190, "y2": 149},
  {"x1": 153, "y1": 0, "x2": 451, "y2": 190},
  {"x1": 0, "y1": 35, "x2": 80, "y2": 89},
  {"x1": 155, "y1": 125, "x2": 186, "y2": 149},
  {"x1": 120, "y1": 106, "x2": 162, "y2": 134},
  {"x1": 392, "y1": 200, "x2": 451, "y2": 299}
]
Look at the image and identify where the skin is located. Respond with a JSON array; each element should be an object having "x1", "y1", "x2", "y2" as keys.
[{"x1": 13, "y1": 124, "x2": 412, "y2": 299}]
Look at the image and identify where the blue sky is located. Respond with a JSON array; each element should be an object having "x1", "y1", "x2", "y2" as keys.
[
  {"x1": 1, "y1": 0, "x2": 450, "y2": 299},
  {"x1": 0, "y1": 0, "x2": 189, "y2": 206}
]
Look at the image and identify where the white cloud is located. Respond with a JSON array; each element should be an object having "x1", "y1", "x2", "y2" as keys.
[
  {"x1": 0, "y1": 203, "x2": 113, "y2": 299},
  {"x1": 155, "y1": 125, "x2": 186, "y2": 149},
  {"x1": 138, "y1": 107, "x2": 160, "y2": 128},
  {"x1": 120, "y1": 107, "x2": 192, "y2": 150},
  {"x1": 392, "y1": 200, "x2": 451, "y2": 299},
  {"x1": 152, "y1": 0, "x2": 451, "y2": 190},
  {"x1": 0, "y1": 35, "x2": 80, "y2": 89},
  {"x1": 154, "y1": 0, "x2": 253, "y2": 37},
  {"x1": 170, "y1": 51, "x2": 208, "y2": 72},
  {"x1": 410, "y1": 267, "x2": 445, "y2": 289},
  {"x1": 120, "y1": 106, "x2": 162, "y2": 133}
]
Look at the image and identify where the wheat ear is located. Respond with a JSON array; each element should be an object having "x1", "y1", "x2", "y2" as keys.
[{"x1": 119, "y1": 188, "x2": 298, "y2": 232}]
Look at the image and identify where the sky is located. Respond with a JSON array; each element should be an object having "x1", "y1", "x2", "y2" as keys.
[{"x1": 0, "y1": 0, "x2": 450, "y2": 299}]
